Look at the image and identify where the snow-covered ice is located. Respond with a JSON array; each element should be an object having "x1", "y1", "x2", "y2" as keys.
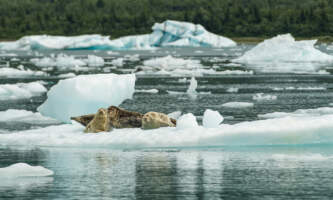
[
  {"x1": 0, "y1": 66, "x2": 47, "y2": 77},
  {"x1": 0, "y1": 82, "x2": 47, "y2": 100},
  {"x1": 0, "y1": 163, "x2": 53, "y2": 177},
  {"x1": 202, "y1": 109, "x2": 223, "y2": 128},
  {"x1": 0, "y1": 20, "x2": 236, "y2": 50},
  {"x1": 38, "y1": 73, "x2": 136, "y2": 123},
  {"x1": 235, "y1": 34, "x2": 333, "y2": 63},
  {"x1": 0, "y1": 109, "x2": 59, "y2": 124},
  {"x1": 222, "y1": 102, "x2": 254, "y2": 108}
]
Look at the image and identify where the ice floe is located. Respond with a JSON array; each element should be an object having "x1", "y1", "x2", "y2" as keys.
[
  {"x1": 0, "y1": 163, "x2": 53, "y2": 177},
  {"x1": 0, "y1": 66, "x2": 47, "y2": 77},
  {"x1": 258, "y1": 107, "x2": 333, "y2": 119},
  {"x1": 222, "y1": 102, "x2": 254, "y2": 108},
  {"x1": 253, "y1": 93, "x2": 277, "y2": 101},
  {"x1": 271, "y1": 154, "x2": 331, "y2": 161},
  {"x1": 38, "y1": 73, "x2": 136, "y2": 123},
  {"x1": 234, "y1": 34, "x2": 333, "y2": 73},
  {"x1": 135, "y1": 89, "x2": 159, "y2": 94},
  {"x1": 0, "y1": 82, "x2": 47, "y2": 100},
  {"x1": 0, "y1": 20, "x2": 236, "y2": 50},
  {"x1": 31, "y1": 54, "x2": 104, "y2": 69},
  {"x1": 2, "y1": 114, "x2": 333, "y2": 147},
  {"x1": 272, "y1": 86, "x2": 326, "y2": 91},
  {"x1": 0, "y1": 109, "x2": 59, "y2": 124},
  {"x1": 186, "y1": 77, "x2": 197, "y2": 95}
]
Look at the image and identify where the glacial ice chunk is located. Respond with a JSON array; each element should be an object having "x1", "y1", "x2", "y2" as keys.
[
  {"x1": 202, "y1": 109, "x2": 223, "y2": 128},
  {"x1": 0, "y1": 163, "x2": 53, "y2": 177},
  {"x1": 37, "y1": 73, "x2": 136, "y2": 123},
  {"x1": 0, "y1": 82, "x2": 47, "y2": 100},
  {"x1": 0, "y1": 20, "x2": 236, "y2": 50},
  {"x1": 258, "y1": 107, "x2": 333, "y2": 119},
  {"x1": 0, "y1": 109, "x2": 59, "y2": 124},
  {"x1": 186, "y1": 77, "x2": 197, "y2": 95},
  {"x1": 222, "y1": 102, "x2": 254, "y2": 108},
  {"x1": 235, "y1": 34, "x2": 333, "y2": 63},
  {"x1": 0, "y1": 66, "x2": 47, "y2": 78},
  {"x1": 177, "y1": 113, "x2": 198, "y2": 129}
]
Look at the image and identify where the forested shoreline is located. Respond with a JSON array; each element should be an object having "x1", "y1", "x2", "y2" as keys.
[{"x1": 0, "y1": 0, "x2": 333, "y2": 40}]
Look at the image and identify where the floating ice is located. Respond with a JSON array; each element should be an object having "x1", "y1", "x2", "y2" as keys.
[
  {"x1": 176, "y1": 113, "x2": 199, "y2": 129},
  {"x1": 253, "y1": 93, "x2": 277, "y2": 101},
  {"x1": 202, "y1": 109, "x2": 223, "y2": 128},
  {"x1": 215, "y1": 70, "x2": 253, "y2": 75},
  {"x1": 272, "y1": 86, "x2": 326, "y2": 91},
  {"x1": 186, "y1": 77, "x2": 197, "y2": 95},
  {"x1": 31, "y1": 54, "x2": 104, "y2": 69},
  {"x1": 234, "y1": 34, "x2": 333, "y2": 73},
  {"x1": 167, "y1": 111, "x2": 182, "y2": 120},
  {"x1": 259, "y1": 107, "x2": 333, "y2": 119},
  {"x1": 0, "y1": 20, "x2": 235, "y2": 51},
  {"x1": 222, "y1": 102, "x2": 254, "y2": 108},
  {"x1": 226, "y1": 87, "x2": 239, "y2": 93},
  {"x1": 0, "y1": 109, "x2": 59, "y2": 124},
  {"x1": 0, "y1": 66, "x2": 47, "y2": 77},
  {"x1": 135, "y1": 89, "x2": 159, "y2": 94},
  {"x1": 58, "y1": 73, "x2": 76, "y2": 78},
  {"x1": 111, "y1": 58, "x2": 124, "y2": 67},
  {"x1": 0, "y1": 163, "x2": 53, "y2": 177},
  {"x1": 143, "y1": 55, "x2": 202, "y2": 71},
  {"x1": 0, "y1": 82, "x2": 47, "y2": 100},
  {"x1": 235, "y1": 34, "x2": 333, "y2": 63},
  {"x1": 2, "y1": 114, "x2": 333, "y2": 147},
  {"x1": 38, "y1": 73, "x2": 135, "y2": 123},
  {"x1": 271, "y1": 154, "x2": 331, "y2": 161}
]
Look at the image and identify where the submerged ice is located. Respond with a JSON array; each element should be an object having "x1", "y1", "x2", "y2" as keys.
[
  {"x1": 0, "y1": 20, "x2": 236, "y2": 50},
  {"x1": 38, "y1": 73, "x2": 136, "y2": 123}
]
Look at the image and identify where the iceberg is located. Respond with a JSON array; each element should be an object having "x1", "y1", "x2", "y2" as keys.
[
  {"x1": 235, "y1": 34, "x2": 333, "y2": 63},
  {"x1": 37, "y1": 73, "x2": 136, "y2": 123},
  {"x1": 0, "y1": 20, "x2": 236, "y2": 50},
  {"x1": 222, "y1": 102, "x2": 254, "y2": 108},
  {"x1": 0, "y1": 82, "x2": 47, "y2": 101},
  {"x1": 2, "y1": 114, "x2": 333, "y2": 147},
  {"x1": 234, "y1": 34, "x2": 333, "y2": 73},
  {"x1": 0, "y1": 163, "x2": 53, "y2": 177}
]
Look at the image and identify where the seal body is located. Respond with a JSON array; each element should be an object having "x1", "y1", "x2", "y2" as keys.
[
  {"x1": 141, "y1": 112, "x2": 175, "y2": 130},
  {"x1": 85, "y1": 108, "x2": 111, "y2": 133}
]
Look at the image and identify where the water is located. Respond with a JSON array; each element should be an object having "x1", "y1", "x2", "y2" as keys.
[{"x1": 1, "y1": 45, "x2": 333, "y2": 199}]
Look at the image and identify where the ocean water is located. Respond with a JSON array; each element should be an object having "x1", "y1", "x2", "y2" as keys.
[{"x1": 1, "y1": 45, "x2": 333, "y2": 199}]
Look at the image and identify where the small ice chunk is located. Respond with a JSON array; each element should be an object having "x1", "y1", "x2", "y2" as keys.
[
  {"x1": 222, "y1": 102, "x2": 254, "y2": 108},
  {"x1": 135, "y1": 89, "x2": 159, "y2": 94},
  {"x1": 168, "y1": 111, "x2": 182, "y2": 120},
  {"x1": 202, "y1": 109, "x2": 223, "y2": 128},
  {"x1": 0, "y1": 66, "x2": 47, "y2": 78},
  {"x1": 111, "y1": 58, "x2": 124, "y2": 67},
  {"x1": 83, "y1": 55, "x2": 104, "y2": 67},
  {"x1": 0, "y1": 163, "x2": 54, "y2": 177},
  {"x1": 0, "y1": 82, "x2": 47, "y2": 100},
  {"x1": 58, "y1": 73, "x2": 76, "y2": 78},
  {"x1": 0, "y1": 109, "x2": 59, "y2": 124},
  {"x1": 226, "y1": 87, "x2": 239, "y2": 93},
  {"x1": 38, "y1": 73, "x2": 136, "y2": 123},
  {"x1": 186, "y1": 77, "x2": 197, "y2": 95},
  {"x1": 253, "y1": 93, "x2": 277, "y2": 101},
  {"x1": 177, "y1": 113, "x2": 198, "y2": 129}
]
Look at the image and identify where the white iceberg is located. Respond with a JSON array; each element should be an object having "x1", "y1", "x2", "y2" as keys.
[
  {"x1": 235, "y1": 34, "x2": 333, "y2": 63},
  {"x1": 253, "y1": 93, "x2": 277, "y2": 101},
  {"x1": 37, "y1": 73, "x2": 136, "y2": 123},
  {"x1": 222, "y1": 102, "x2": 254, "y2": 108},
  {"x1": 135, "y1": 89, "x2": 159, "y2": 94},
  {"x1": 31, "y1": 54, "x2": 104, "y2": 69},
  {"x1": 202, "y1": 109, "x2": 223, "y2": 128},
  {"x1": 0, "y1": 163, "x2": 53, "y2": 177},
  {"x1": 0, "y1": 20, "x2": 236, "y2": 50},
  {"x1": 0, "y1": 82, "x2": 47, "y2": 101},
  {"x1": 186, "y1": 77, "x2": 197, "y2": 95},
  {"x1": 2, "y1": 114, "x2": 333, "y2": 147},
  {"x1": 258, "y1": 107, "x2": 333, "y2": 119},
  {"x1": 0, "y1": 66, "x2": 47, "y2": 78},
  {"x1": 0, "y1": 109, "x2": 59, "y2": 124}
]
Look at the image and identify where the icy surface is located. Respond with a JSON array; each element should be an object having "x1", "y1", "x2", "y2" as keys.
[
  {"x1": 2, "y1": 114, "x2": 333, "y2": 147},
  {"x1": 0, "y1": 109, "x2": 59, "y2": 124},
  {"x1": 271, "y1": 154, "x2": 332, "y2": 161},
  {"x1": 135, "y1": 89, "x2": 159, "y2": 94},
  {"x1": 0, "y1": 82, "x2": 47, "y2": 100},
  {"x1": 0, "y1": 20, "x2": 236, "y2": 50},
  {"x1": 38, "y1": 73, "x2": 136, "y2": 123},
  {"x1": 259, "y1": 107, "x2": 333, "y2": 119},
  {"x1": 253, "y1": 93, "x2": 277, "y2": 101},
  {"x1": 0, "y1": 66, "x2": 47, "y2": 78},
  {"x1": 222, "y1": 102, "x2": 254, "y2": 108},
  {"x1": 0, "y1": 163, "x2": 53, "y2": 177},
  {"x1": 186, "y1": 77, "x2": 197, "y2": 95},
  {"x1": 202, "y1": 109, "x2": 223, "y2": 128},
  {"x1": 235, "y1": 34, "x2": 333, "y2": 63}
]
